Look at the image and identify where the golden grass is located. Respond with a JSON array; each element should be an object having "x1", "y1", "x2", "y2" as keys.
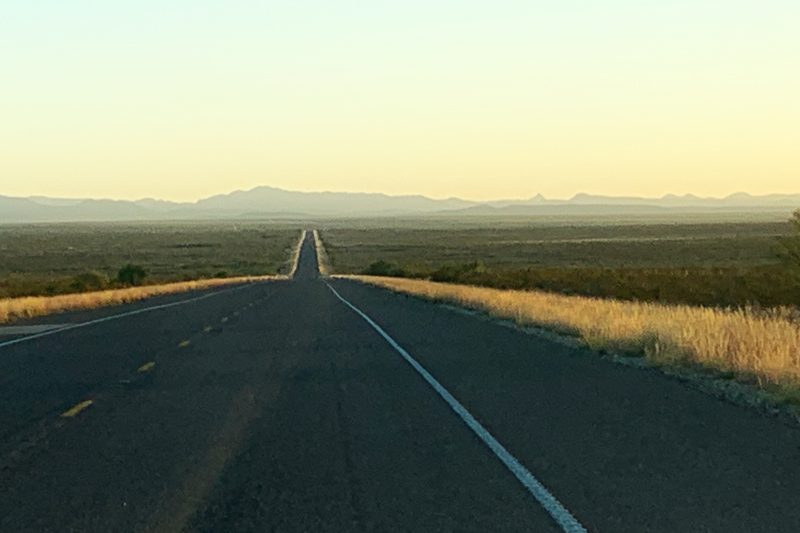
[
  {"x1": 0, "y1": 231, "x2": 306, "y2": 324},
  {"x1": 286, "y1": 230, "x2": 306, "y2": 277},
  {"x1": 0, "y1": 275, "x2": 277, "y2": 325},
  {"x1": 0, "y1": 229, "x2": 307, "y2": 324},
  {"x1": 313, "y1": 229, "x2": 331, "y2": 276},
  {"x1": 347, "y1": 275, "x2": 800, "y2": 393}
]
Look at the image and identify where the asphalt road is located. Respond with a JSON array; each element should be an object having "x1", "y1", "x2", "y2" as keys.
[{"x1": 2, "y1": 231, "x2": 800, "y2": 532}]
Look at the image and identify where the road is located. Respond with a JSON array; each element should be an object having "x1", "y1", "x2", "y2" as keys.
[{"x1": 2, "y1": 231, "x2": 800, "y2": 532}]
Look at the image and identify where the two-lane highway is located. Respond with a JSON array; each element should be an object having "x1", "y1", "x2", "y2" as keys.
[{"x1": 2, "y1": 232, "x2": 800, "y2": 532}]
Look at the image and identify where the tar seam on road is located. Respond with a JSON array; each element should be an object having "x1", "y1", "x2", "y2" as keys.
[
  {"x1": 0, "y1": 283, "x2": 263, "y2": 350},
  {"x1": 325, "y1": 282, "x2": 587, "y2": 533}
]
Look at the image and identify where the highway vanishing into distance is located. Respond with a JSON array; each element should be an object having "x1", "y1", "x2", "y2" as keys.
[{"x1": 2, "y1": 232, "x2": 800, "y2": 532}]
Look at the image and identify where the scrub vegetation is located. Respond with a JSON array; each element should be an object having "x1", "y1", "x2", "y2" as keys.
[
  {"x1": 321, "y1": 217, "x2": 800, "y2": 308},
  {"x1": 777, "y1": 210, "x2": 800, "y2": 275},
  {"x1": 0, "y1": 221, "x2": 301, "y2": 298}
]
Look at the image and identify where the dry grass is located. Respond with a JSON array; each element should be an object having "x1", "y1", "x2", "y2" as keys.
[
  {"x1": 0, "y1": 275, "x2": 277, "y2": 324},
  {"x1": 313, "y1": 230, "x2": 331, "y2": 276},
  {"x1": 287, "y1": 230, "x2": 306, "y2": 277},
  {"x1": 0, "y1": 229, "x2": 307, "y2": 324},
  {"x1": 348, "y1": 275, "x2": 800, "y2": 396}
]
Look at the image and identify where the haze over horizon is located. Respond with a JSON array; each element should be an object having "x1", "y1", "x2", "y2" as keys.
[
  {"x1": 3, "y1": 185, "x2": 799, "y2": 225},
  {"x1": 5, "y1": 184, "x2": 800, "y2": 205},
  {"x1": 3, "y1": 1, "x2": 798, "y2": 202}
]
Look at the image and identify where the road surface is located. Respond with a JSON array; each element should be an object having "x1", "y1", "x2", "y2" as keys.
[{"x1": 1, "y1": 231, "x2": 800, "y2": 532}]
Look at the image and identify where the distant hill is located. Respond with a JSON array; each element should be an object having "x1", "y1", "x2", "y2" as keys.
[
  {"x1": 1, "y1": 187, "x2": 798, "y2": 222},
  {"x1": 563, "y1": 192, "x2": 800, "y2": 207},
  {"x1": 0, "y1": 196, "x2": 153, "y2": 222},
  {"x1": 194, "y1": 186, "x2": 474, "y2": 215}
]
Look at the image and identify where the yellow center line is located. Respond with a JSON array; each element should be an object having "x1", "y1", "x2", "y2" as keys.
[
  {"x1": 61, "y1": 399, "x2": 94, "y2": 418},
  {"x1": 178, "y1": 340, "x2": 191, "y2": 348},
  {"x1": 137, "y1": 361, "x2": 156, "y2": 373}
]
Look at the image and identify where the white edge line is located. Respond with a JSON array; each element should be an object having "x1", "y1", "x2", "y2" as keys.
[
  {"x1": 325, "y1": 281, "x2": 587, "y2": 533},
  {"x1": 0, "y1": 282, "x2": 264, "y2": 350}
]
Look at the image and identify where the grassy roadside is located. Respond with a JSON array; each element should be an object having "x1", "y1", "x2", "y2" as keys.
[
  {"x1": 0, "y1": 230, "x2": 306, "y2": 324},
  {"x1": 0, "y1": 223, "x2": 301, "y2": 299},
  {"x1": 313, "y1": 230, "x2": 331, "y2": 275},
  {"x1": 0, "y1": 276, "x2": 277, "y2": 324},
  {"x1": 359, "y1": 263, "x2": 800, "y2": 308},
  {"x1": 286, "y1": 230, "x2": 307, "y2": 278},
  {"x1": 346, "y1": 275, "x2": 800, "y2": 407}
]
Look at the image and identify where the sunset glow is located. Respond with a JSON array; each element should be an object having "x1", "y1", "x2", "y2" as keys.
[{"x1": 2, "y1": 1, "x2": 798, "y2": 200}]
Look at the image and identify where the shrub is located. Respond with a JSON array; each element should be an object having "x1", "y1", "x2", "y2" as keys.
[
  {"x1": 778, "y1": 209, "x2": 800, "y2": 275},
  {"x1": 430, "y1": 261, "x2": 486, "y2": 282},
  {"x1": 117, "y1": 264, "x2": 147, "y2": 286},
  {"x1": 364, "y1": 260, "x2": 406, "y2": 277},
  {"x1": 70, "y1": 271, "x2": 109, "y2": 292}
]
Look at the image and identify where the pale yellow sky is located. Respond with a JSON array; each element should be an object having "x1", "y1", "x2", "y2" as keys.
[{"x1": 1, "y1": 1, "x2": 798, "y2": 201}]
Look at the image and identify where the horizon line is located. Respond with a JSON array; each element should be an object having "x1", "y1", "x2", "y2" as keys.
[{"x1": 7, "y1": 185, "x2": 800, "y2": 205}]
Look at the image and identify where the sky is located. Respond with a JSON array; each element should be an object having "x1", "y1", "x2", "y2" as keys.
[{"x1": 1, "y1": 1, "x2": 798, "y2": 202}]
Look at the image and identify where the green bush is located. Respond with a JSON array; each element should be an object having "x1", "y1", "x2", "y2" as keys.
[
  {"x1": 778, "y1": 209, "x2": 800, "y2": 275},
  {"x1": 70, "y1": 271, "x2": 109, "y2": 292},
  {"x1": 117, "y1": 264, "x2": 147, "y2": 286},
  {"x1": 364, "y1": 260, "x2": 406, "y2": 277},
  {"x1": 431, "y1": 261, "x2": 486, "y2": 282}
]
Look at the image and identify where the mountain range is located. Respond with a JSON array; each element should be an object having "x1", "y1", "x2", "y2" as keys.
[{"x1": 1, "y1": 186, "x2": 798, "y2": 222}]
